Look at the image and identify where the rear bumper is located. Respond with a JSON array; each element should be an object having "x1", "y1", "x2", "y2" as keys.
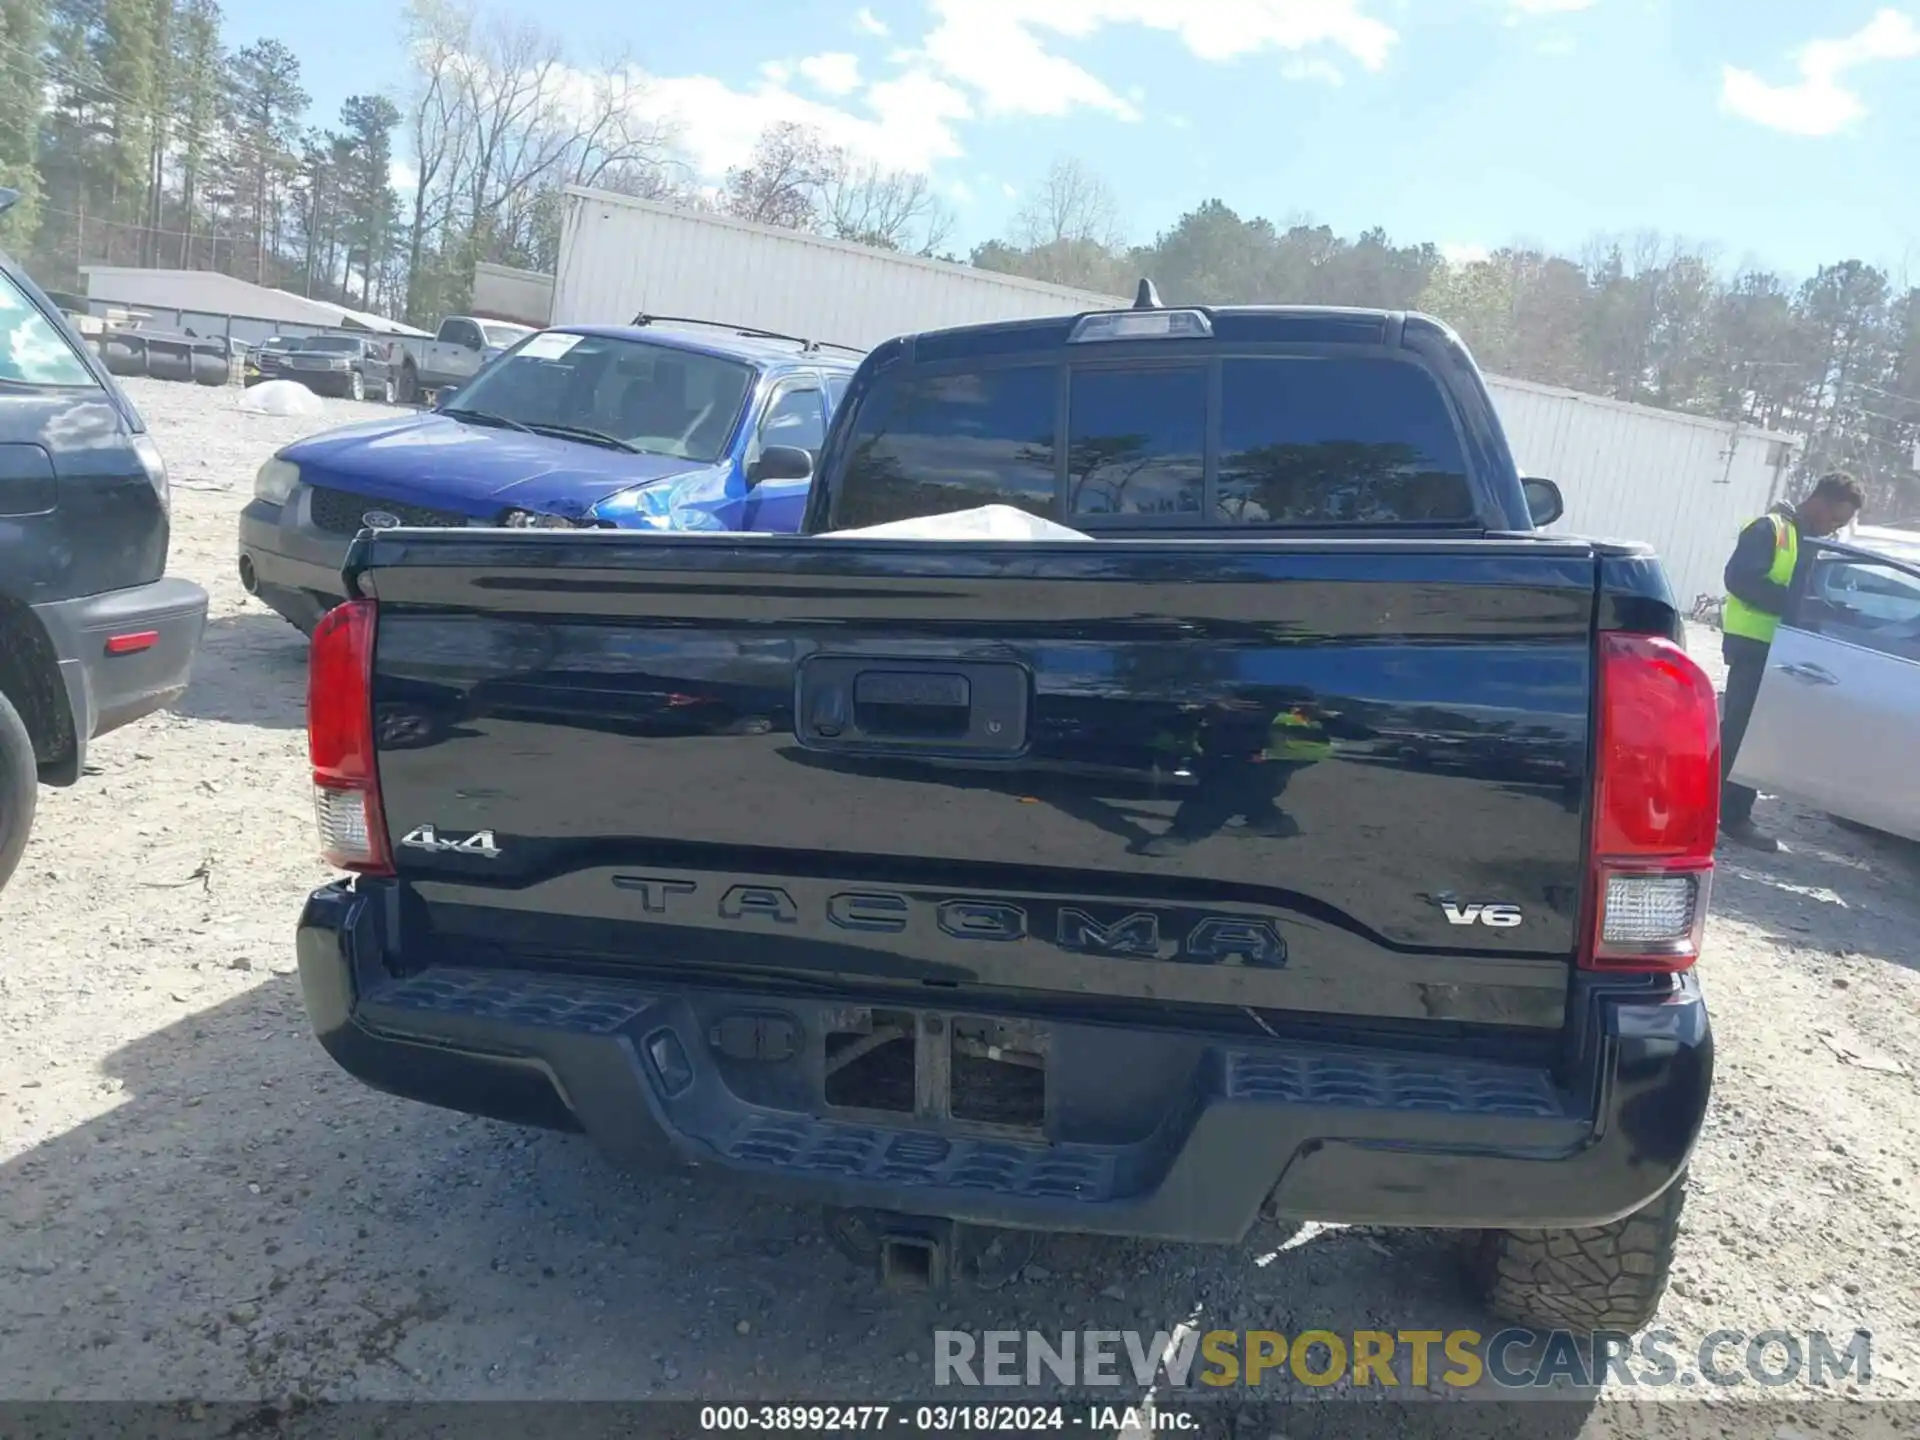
[
  {"x1": 298, "y1": 882, "x2": 1711, "y2": 1241},
  {"x1": 32, "y1": 576, "x2": 208, "y2": 760}
]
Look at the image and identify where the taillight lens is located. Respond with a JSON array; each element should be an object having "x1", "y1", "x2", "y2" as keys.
[
  {"x1": 1584, "y1": 633, "x2": 1719, "y2": 972},
  {"x1": 308, "y1": 598, "x2": 393, "y2": 875}
]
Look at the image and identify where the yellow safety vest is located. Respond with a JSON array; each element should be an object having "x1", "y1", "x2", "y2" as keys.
[
  {"x1": 1722, "y1": 513, "x2": 1798, "y2": 644},
  {"x1": 1268, "y1": 709, "x2": 1334, "y2": 763}
]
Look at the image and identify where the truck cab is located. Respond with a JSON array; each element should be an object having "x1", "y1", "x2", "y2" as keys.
[{"x1": 394, "y1": 315, "x2": 536, "y2": 404}]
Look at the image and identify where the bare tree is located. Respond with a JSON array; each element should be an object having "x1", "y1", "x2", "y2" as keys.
[
  {"x1": 401, "y1": 0, "x2": 476, "y2": 322},
  {"x1": 1012, "y1": 157, "x2": 1124, "y2": 253},
  {"x1": 720, "y1": 123, "x2": 835, "y2": 230},
  {"x1": 564, "y1": 66, "x2": 690, "y2": 200},
  {"x1": 819, "y1": 153, "x2": 954, "y2": 255}
]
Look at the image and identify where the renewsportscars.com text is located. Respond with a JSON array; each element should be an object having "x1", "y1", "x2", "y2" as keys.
[{"x1": 934, "y1": 1328, "x2": 1873, "y2": 1391}]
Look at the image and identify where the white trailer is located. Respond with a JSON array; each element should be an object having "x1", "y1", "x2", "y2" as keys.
[
  {"x1": 1491, "y1": 377, "x2": 1797, "y2": 606},
  {"x1": 554, "y1": 186, "x2": 1797, "y2": 599},
  {"x1": 554, "y1": 186, "x2": 1122, "y2": 347},
  {"x1": 473, "y1": 261, "x2": 555, "y2": 328}
]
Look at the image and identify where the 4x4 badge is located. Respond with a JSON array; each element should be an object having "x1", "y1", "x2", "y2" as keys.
[{"x1": 398, "y1": 825, "x2": 501, "y2": 859}]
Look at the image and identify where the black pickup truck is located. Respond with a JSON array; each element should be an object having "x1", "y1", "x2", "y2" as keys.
[{"x1": 295, "y1": 296, "x2": 1720, "y2": 1329}]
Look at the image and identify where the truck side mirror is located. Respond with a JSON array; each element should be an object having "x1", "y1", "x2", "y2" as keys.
[
  {"x1": 1522, "y1": 477, "x2": 1564, "y2": 527},
  {"x1": 750, "y1": 445, "x2": 814, "y2": 483}
]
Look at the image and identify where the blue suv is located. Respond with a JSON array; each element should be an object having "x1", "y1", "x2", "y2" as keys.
[{"x1": 238, "y1": 320, "x2": 862, "y2": 632}]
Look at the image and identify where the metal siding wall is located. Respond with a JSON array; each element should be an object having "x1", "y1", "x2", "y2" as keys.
[
  {"x1": 1488, "y1": 378, "x2": 1784, "y2": 606},
  {"x1": 553, "y1": 192, "x2": 1122, "y2": 348}
]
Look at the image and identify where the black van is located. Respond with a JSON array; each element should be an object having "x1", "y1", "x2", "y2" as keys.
[{"x1": 0, "y1": 193, "x2": 208, "y2": 890}]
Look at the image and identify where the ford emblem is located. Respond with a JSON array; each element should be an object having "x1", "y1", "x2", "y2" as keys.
[{"x1": 362, "y1": 510, "x2": 402, "y2": 530}]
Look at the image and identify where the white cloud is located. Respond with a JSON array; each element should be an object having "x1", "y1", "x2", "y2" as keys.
[
  {"x1": 908, "y1": 0, "x2": 1397, "y2": 120},
  {"x1": 946, "y1": 178, "x2": 975, "y2": 204},
  {"x1": 1720, "y1": 8, "x2": 1920, "y2": 136},
  {"x1": 388, "y1": 157, "x2": 419, "y2": 197},
  {"x1": 640, "y1": 68, "x2": 972, "y2": 175},
  {"x1": 798, "y1": 52, "x2": 863, "y2": 95},
  {"x1": 1507, "y1": 0, "x2": 1596, "y2": 14},
  {"x1": 623, "y1": 0, "x2": 1395, "y2": 188},
  {"x1": 1441, "y1": 242, "x2": 1491, "y2": 265}
]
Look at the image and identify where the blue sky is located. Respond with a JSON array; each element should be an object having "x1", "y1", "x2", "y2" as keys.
[{"x1": 220, "y1": 0, "x2": 1920, "y2": 280}]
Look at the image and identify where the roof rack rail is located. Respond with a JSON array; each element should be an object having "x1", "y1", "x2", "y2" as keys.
[{"x1": 628, "y1": 313, "x2": 865, "y2": 356}]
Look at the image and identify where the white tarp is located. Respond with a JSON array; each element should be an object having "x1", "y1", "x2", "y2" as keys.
[
  {"x1": 824, "y1": 504, "x2": 1091, "y2": 541},
  {"x1": 236, "y1": 379, "x2": 324, "y2": 417}
]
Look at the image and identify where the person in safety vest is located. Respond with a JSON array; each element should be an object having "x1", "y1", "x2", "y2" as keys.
[
  {"x1": 1719, "y1": 471, "x2": 1863, "y2": 851},
  {"x1": 1141, "y1": 698, "x2": 1336, "y2": 855}
]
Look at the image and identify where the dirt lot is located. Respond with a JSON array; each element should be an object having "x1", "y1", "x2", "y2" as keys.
[{"x1": 3, "y1": 377, "x2": 1919, "y2": 1433}]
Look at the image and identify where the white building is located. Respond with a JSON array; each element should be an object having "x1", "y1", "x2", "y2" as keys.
[{"x1": 79, "y1": 267, "x2": 429, "y2": 347}]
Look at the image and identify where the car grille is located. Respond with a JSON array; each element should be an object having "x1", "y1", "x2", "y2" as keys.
[{"x1": 308, "y1": 486, "x2": 471, "y2": 536}]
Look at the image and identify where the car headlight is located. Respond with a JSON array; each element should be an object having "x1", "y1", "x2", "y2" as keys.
[
  {"x1": 500, "y1": 507, "x2": 594, "y2": 530},
  {"x1": 255, "y1": 457, "x2": 301, "y2": 506}
]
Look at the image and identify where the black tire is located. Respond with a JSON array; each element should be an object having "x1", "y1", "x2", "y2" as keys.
[
  {"x1": 380, "y1": 377, "x2": 395, "y2": 405},
  {"x1": 1467, "y1": 1173, "x2": 1687, "y2": 1331},
  {"x1": 0, "y1": 687, "x2": 37, "y2": 895},
  {"x1": 349, "y1": 370, "x2": 365, "y2": 402}
]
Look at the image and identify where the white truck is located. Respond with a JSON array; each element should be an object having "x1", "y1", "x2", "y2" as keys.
[{"x1": 391, "y1": 314, "x2": 536, "y2": 404}]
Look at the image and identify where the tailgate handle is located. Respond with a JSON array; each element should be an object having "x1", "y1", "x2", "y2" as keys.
[
  {"x1": 853, "y1": 670, "x2": 972, "y2": 738},
  {"x1": 799, "y1": 658, "x2": 1029, "y2": 755}
]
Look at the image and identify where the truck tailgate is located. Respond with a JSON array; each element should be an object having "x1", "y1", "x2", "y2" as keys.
[{"x1": 357, "y1": 533, "x2": 1599, "y2": 1032}]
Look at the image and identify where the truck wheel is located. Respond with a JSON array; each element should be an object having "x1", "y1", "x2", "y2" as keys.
[
  {"x1": 380, "y1": 377, "x2": 395, "y2": 405},
  {"x1": 0, "y1": 687, "x2": 37, "y2": 894},
  {"x1": 349, "y1": 370, "x2": 365, "y2": 402},
  {"x1": 1467, "y1": 1172, "x2": 1687, "y2": 1331}
]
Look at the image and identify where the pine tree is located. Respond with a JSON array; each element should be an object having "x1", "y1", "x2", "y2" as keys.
[{"x1": 0, "y1": 0, "x2": 49, "y2": 248}]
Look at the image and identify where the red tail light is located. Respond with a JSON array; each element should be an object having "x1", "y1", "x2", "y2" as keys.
[
  {"x1": 308, "y1": 598, "x2": 393, "y2": 875},
  {"x1": 1582, "y1": 633, "x2": 1720, "y2": 972}
]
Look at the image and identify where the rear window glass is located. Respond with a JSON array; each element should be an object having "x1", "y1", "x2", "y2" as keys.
[
  {"x1": 1217, "y1": 358, "x2": 1472, "y2": 524},
  {"x1": 1068, "y1": 366, "x2": 1205, "y2": 518},
  {"x1": 831, "y1": 353, "x2": 1474, "y2": 529},
  {"x1": 833, "y1": 366, "x2": 1057, "y2": 529}
]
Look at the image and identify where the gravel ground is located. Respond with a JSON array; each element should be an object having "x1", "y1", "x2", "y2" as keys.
[{"x1": 3, "y1": 377, "x2": 1919, "y2": 1435}]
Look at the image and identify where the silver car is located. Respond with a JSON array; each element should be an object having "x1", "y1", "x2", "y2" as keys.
[{"x1": 1729, "y1": 532, "x2": 1920, "y2": 841}]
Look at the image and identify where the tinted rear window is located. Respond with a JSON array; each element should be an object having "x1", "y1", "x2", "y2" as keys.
[
  {"x1": 1216, "y1": 358, "x2": 1472, "y2": 524},
  {"x1": 1069, "y1": 366, "x2": 1206, "y2": 517},
  {"x1": 833, "y1": 366, "x2": 1056, "y2": 530},
  {"x1": 831, "y1": 354, "x2": 1474, "y2": 529}
]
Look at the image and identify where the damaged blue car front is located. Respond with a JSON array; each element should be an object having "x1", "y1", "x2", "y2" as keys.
[{"x1": 236, "y1": 323, "x2": 860, "y2": 632}]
